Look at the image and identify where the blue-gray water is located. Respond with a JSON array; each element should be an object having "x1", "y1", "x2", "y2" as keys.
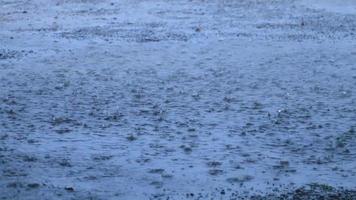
[{"x1": 1, "y1": 0, "x2": 356, "y2": 199}]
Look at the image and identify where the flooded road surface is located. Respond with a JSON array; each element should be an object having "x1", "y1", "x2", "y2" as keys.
[{"x1": 1, "y1": 0, "x2": 356, "y2": 199}]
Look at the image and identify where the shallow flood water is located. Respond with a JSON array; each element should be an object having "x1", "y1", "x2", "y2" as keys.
[{"x1": 1, "y1": 0, "x2": 356, "y2": 199}]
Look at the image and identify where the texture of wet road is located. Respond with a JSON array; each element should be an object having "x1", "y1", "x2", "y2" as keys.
[{"x1": 1, "y1": 0, "x2": 356, "y2": 199}]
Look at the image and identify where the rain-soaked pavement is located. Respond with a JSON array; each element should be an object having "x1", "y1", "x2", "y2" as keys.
[{"x1": 1, "y1": 0, "x2": 356, "y2": 199}]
